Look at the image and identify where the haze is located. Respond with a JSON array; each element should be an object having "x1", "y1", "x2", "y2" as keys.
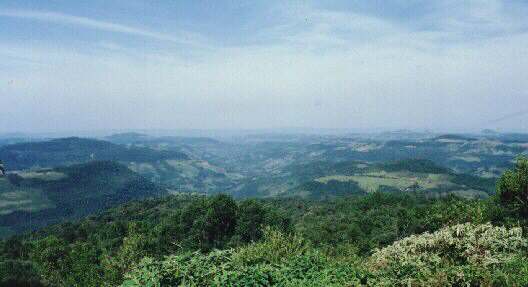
[{"x1": 1, "y1": 0, "x2": 527, "y2": 134}]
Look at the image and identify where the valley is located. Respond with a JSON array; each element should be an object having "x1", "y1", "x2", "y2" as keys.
[
  {"x1": 0, "y1": 131, "x2": 527, "y2": 286},
  {"x1": 0, "y1": 131, "x2": 524, "y2": 237}
]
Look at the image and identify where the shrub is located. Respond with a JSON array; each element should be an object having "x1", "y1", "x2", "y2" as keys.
[
  {"x1": 497, "y1": 156, "x2": 528, "y2": 217},
  {"x1": 368, "y1": 223, "x2": 528, "y2": 286},
  {"x1": 121, "y1": 229, "x2": 365, "y2": 286}
]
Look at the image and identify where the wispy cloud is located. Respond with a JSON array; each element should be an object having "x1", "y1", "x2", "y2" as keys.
[
  {"x1": 1, "y1": 2, "x2": 528, "y2": 132},
  {"x1": 425, "y1": 0, "x2": 528, "y2": 40},
  {"x1": 268, "y1": 1, "x2": 528, "y2": 51},
  {"x1": 0, "y1": 9, "x2": 210, "y2": 47}
]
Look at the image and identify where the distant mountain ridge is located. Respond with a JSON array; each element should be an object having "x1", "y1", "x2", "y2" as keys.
[
  {"x1": 0, "y1": 137, "x2": 188, "y2": 170},
  {"x1": 104, "y1": 133, "x2": 221, "y2": 146}
]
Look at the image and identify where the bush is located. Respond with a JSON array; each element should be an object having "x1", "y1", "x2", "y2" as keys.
[
  {"x1": 121, "y1": 229, "x2": 365, "y2": 286},
  {"x1": 497, "y1": 156, "x2": 528, "y2": 217},
  {"x1": 368, "y1": 223, "x2": 528, "y2": 286}
]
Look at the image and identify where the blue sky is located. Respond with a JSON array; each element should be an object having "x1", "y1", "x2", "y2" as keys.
[{"x1": 1, "y1": 0, "x2": 528, "y2": 133}]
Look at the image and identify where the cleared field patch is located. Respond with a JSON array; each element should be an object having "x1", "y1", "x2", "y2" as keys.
[
  {"x1": 316, "y1": 175, "x2": 409, "y2": 192},
  {"x1": 315, "y1": 172, "x2": 455, "y2": 193},
  {"x1": 451, "y1": 155, "x2": 481, "y2": 163},
  {"x1": 448, "y1": 189, "x2": 488, "y2": 199},
  {"x1": 128, "y1": 162, "x2": 157, "y2": 174},
  {"x1": 0, "y1": 178, "x2": 54, "y2": 215},
  {"x1": 17, "y1": 170, "x2": 67, "y2": 181},
  {"x1": 165, "y1": 160, "x2": 200, "y2": 178}
]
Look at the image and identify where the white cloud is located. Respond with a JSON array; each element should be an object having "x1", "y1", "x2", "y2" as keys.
[
  {"x1": 1, "y1": 2, "x2": 528, "y2": 132},
  {"x1": 0, "y1": 9, "x2": 209, "y2": 47}
]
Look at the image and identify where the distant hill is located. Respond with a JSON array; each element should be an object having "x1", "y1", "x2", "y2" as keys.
[
  {"x1": 104, "y1": 133, "x2": 221, "y2": 146},
  {"x1": 433, "y1": 134, "x2": 477, "y2": 141},
  {"x1": 150, "y1": 136, "x2": 221, "y2": 145},
  {"x1": 0, "y1": 161, "x2": 162, "y2": 237},
  {"x1": 377, "y1": 159, "x2": 450, "y2": 174},
  {"x1": 0, "y1": 137, "x2": 40, "y2": 147},
  {"x1": 491, "y1": 133, "x2": 528, "y2": 143},
  {"x1": 104, "y1": 132, "x2": 149, "y2": 144},
  {"x1": 281, "y1": 159, "x2": 494, "y2": 200},
  {"x1": 317, "y1": 137, "x2": 524, "y2": 178},
  {"x1": 0, "y1": 137, "x2": 188, "y2": 170}
]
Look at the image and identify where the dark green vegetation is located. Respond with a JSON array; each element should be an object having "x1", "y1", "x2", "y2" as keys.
[
  {"x1": 497, "y1": 156, "x2": 528, "y2": 217},
  {"x1": 1, "y1": 181, "x2": 527, "y2": 286},
  {"x1": 0, "y1": 194, "x2": 290, "y2": 286},
  {"x1": 0, "y1": 133, "x2": 527, "y2": 285},
  {"x1": 0, "y1": 161, "x2": 161, "y2": 237}
]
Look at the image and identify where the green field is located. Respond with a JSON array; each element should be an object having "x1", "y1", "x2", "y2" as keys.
[{"x1": 316, "y1": 171, "x2": 457, "y2": 193}]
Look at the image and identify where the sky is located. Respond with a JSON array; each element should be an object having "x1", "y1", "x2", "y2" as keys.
[{"x1": 1, "y1": 0, "x2": 527, "y2": 133}]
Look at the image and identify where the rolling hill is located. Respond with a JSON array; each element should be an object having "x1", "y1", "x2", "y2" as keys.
[
  {"x1": 0, "y1": 137, "x2": 246, "y2": 197},
  {"x1": 0, "y1": 134, "x2": 515, "y2": 236},
  {"x1": 252, "y1": 159, "x2": 495, "y2": 200},
  {"x1": 0, "y1": 137, "x2": 189, "y2": 171},
  {"x1": 0, "y1": 161, "x2": 161, "y2": 237}
]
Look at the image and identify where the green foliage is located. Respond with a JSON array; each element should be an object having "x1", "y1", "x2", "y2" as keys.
[
  {"x1": 368, "y1": 223, "x2": 528, "y2": 286},
  {"x1": 295, "y1": 179, "x2": 366, "y2": 199},
  {"x1": 122, "y1": 229, "x2": 365, "y2": 287},
  {"x1": 0, "y1": 194, "x2": 290, "y2": 286},
  {"x1": 292, "y1": 192, "x2": 498, "y2": 255},
  {"x1": 30, "y1": 235, "x2": 68, "y2": 285},
  {"x1": 451, "y1": 173, "x2": 497, "y2": 195},
  {"x1": 497, "y1": 156, "x2": 528, "y2": 216},
  {"x1": 179, "y1": 194, "x2": 237, "y2": 251},
  {"x1": 1, "y1": 167, "x2": 526, "y2": 286},
  {"x1": 233, "y1": 199, "x2": 268, "y2": 243},
  {"x1": 231, "y1": 228, "x2": 311, "y2": 266},
  {"x1": 201, "y1": 194, "x2": 238, "y2": 249},
  {"x1": 0, "y1": 259, "x2": 43, "y2": 287},
  {"x1": 418, "y1": 195, "x2": 492, "y2": 230},
  {"x1": 378, "y1": 159, "x2": 450, "y2": 174}
]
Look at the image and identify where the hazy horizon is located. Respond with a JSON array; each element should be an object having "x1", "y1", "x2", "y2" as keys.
[{"x1": 2, "y1": 1, "x2": 528, "y2": 133}]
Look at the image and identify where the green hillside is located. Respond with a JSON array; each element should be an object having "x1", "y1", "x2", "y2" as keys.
[
  {"x1": 1, "y1": 186, "x2": 526, "y2": 286},
  {"x1": 0, "y1": 134, "x2": 519, "y2": 199},
  {"x1": 127, "y1": 159, "x2": 243, "y2": 194},
  {"x1": 0, "y1": 137, "x2": 188, "y2": 170},
  {"x1": 0, "y1": 135, "x2": 524, "y2": 286},
  {"x1": 275, "y1": 159, "x2": 495, "y2": 199},
  {"x1": 0, "y1": 161, "x2": 161, "y2": 237}
]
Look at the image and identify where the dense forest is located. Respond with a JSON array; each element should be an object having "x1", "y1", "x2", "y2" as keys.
[{"x1": 1, "y1": 157, "x2": 527, "y2": 286}]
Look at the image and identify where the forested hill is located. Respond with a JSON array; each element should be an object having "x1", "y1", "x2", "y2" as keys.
[
  {"x1": 0, "y1": 137, "x2": 188, "y2": 170},
  {"x1": 0, "y1": 161, "x2": 162, "y2": 238},
  {"x1": 105, "y1": 132, "x2": 221, "y2": 146}
]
